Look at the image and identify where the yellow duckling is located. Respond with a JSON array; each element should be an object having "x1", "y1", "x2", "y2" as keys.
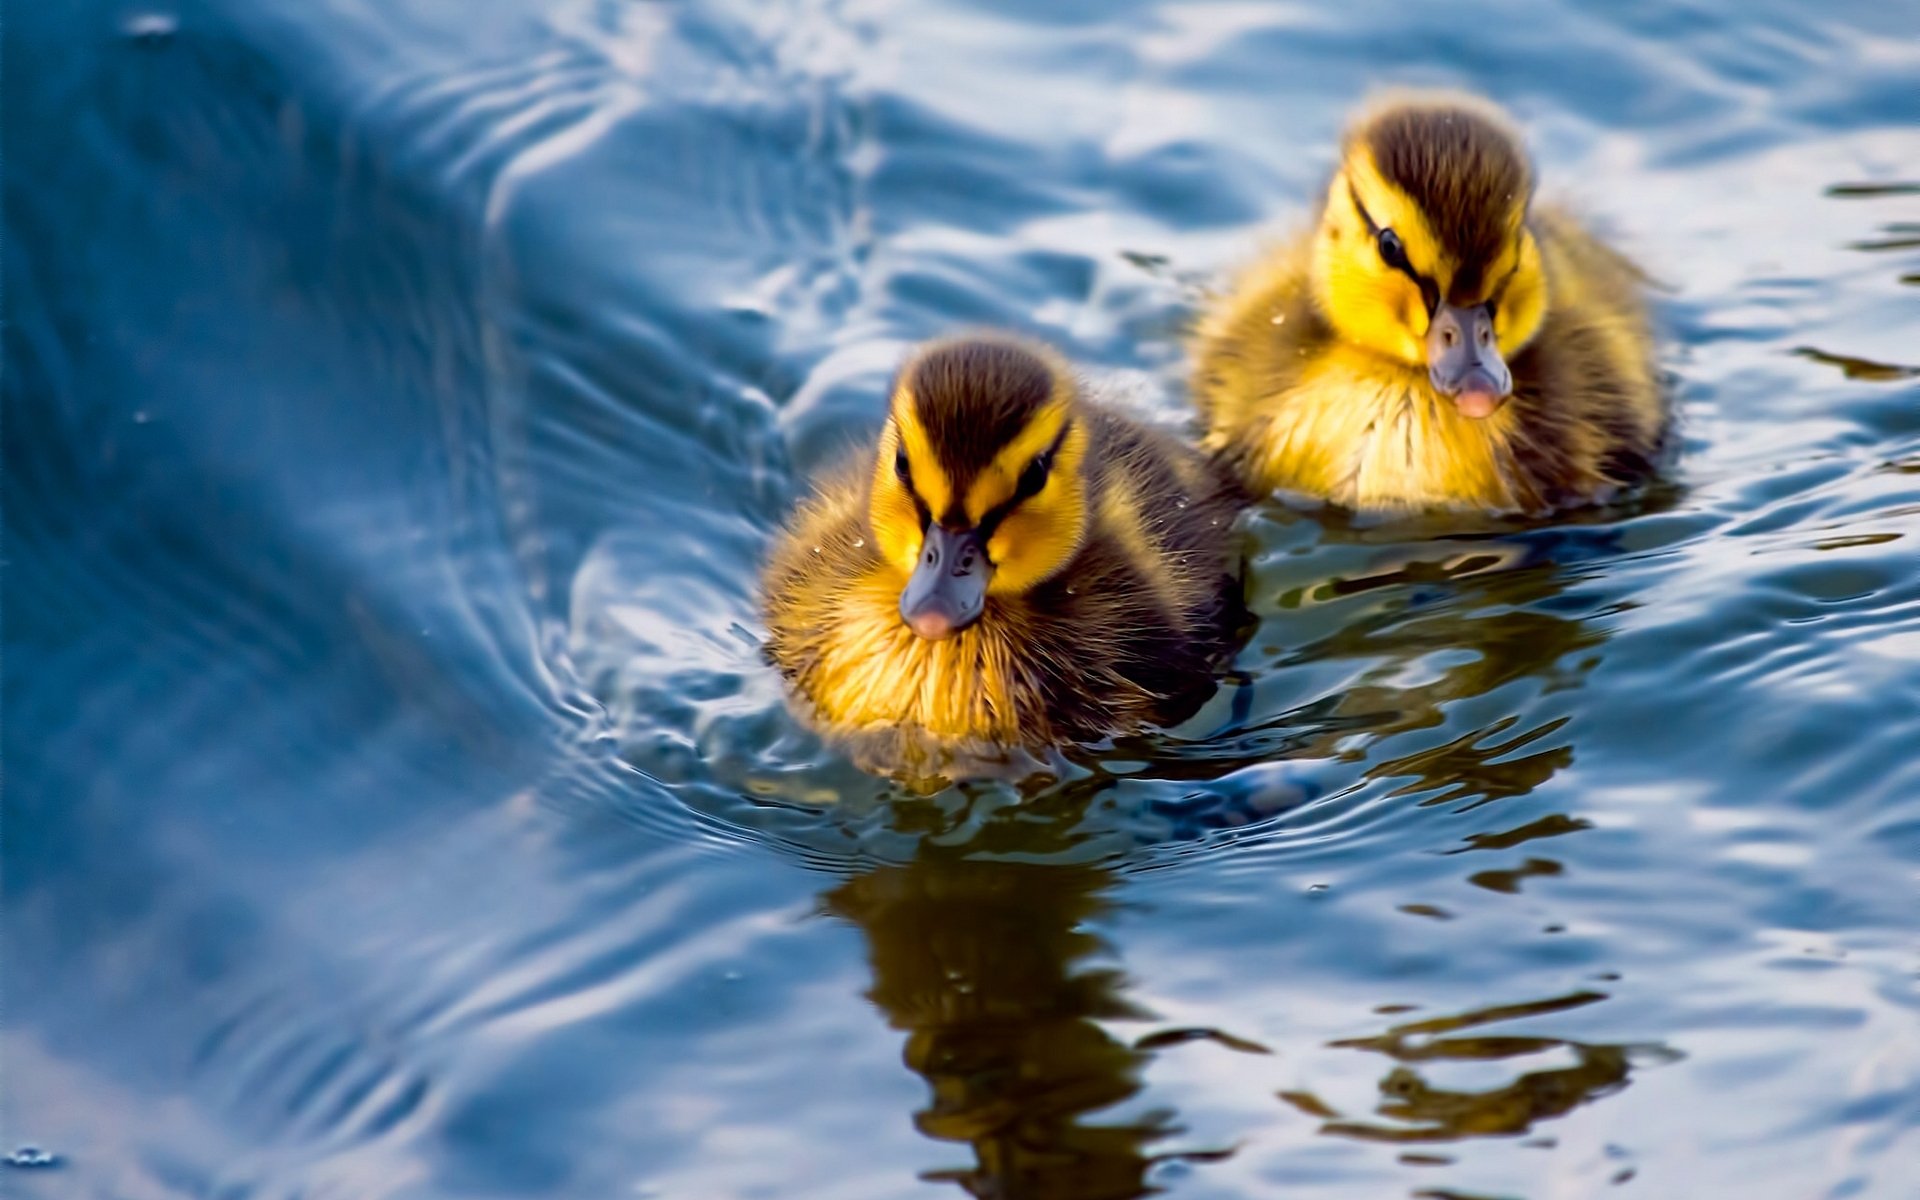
[
  {"x1": 1193, "y1": 91, "x2": 1668, "y2": 513},
  {"x1": 762, "y1": 334, "x2": 1243, "y2": 758}
]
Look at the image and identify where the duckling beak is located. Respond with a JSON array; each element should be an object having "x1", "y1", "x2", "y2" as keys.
[
  {"x1": 1426, "y1": 302, "x2": 1512, "y2": 419},
  {"x1": 899, "y1": 524, "x2": 991, "y2": 641}
]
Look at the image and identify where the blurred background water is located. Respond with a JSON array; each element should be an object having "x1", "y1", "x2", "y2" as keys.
[{"x1": 6, "y1": 0, "x2": 1920, "y2": 1197}]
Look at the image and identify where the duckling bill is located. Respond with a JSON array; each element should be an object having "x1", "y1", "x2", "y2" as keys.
[
  {"x1": 1193, "y1": 91, "x2": 1670, "y2": 513},
  {"x1": 762, "y1": 334, "x2": 1244, "y2": 758}
]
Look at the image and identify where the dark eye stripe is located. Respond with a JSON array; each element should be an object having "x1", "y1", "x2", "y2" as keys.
[
  {"x1": 1348, "y1": 182, "x2": 1441, "y2": 316},
  {"x1": 978, "y1": 419, "x2": 1072, "y2": 541},
  {"x1": 1487, "y1": 262, "x2": 1521, "y2": 316},
  {"x1": 893, "y1": 436, "x2": 932, "y2": 526},
  {"x1": 1404, "y1": 262, "x2": 1440, "y2": 317},
  {"x1": 1014, "y1": 449, "x2": 1053, "y2": 503}
]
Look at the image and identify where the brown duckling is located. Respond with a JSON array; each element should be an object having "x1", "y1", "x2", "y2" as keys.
[
  {"x1": 762, "y1": 334, "x2": 1244, "y2": 761},
  {"x1": 1193, "y1": 91, "x2": 1669, "y2": 514}
]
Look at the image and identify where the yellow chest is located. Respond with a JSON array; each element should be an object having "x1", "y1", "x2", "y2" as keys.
[
  {"x1": 1251, "y1": 350, "x2": 1518, "y2": 510},
  {"x1": 798, "y1": 566, "x2": 1028, "y2": 743}
]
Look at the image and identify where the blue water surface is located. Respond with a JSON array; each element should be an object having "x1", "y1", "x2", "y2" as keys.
[{"x1": 7, "y1": 0, "x2": 1920, "y2": 1197}]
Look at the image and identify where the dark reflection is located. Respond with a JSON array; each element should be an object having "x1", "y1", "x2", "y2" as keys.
[
  {"x1": 1833, "y1": 183, "x2": 1920, "y2": 293},
  {"x1": 1259, "y1": 542, "x2": 1609, "y2": 809},
  {"x1": 1282, "y1": 992, "x2": 1676, "y2": 1144},
  {"x1": 1845, "y1": 222, "x2": 1920, "y2": 253},
  {"x1": 1298, "y1": 575, "x2": 1593, "y2": 745},
  {"x1": 1793, "y1": 346, "x2": 1920, "y2": 382},
  {"x1": 1018, "y1": 525, "x2": 1641, "y2": 844},
  {"x1": 825, "y1": 851, "x2": 1235, "y2": 1199},
  {"x1": 1825, "y1": 182, "x2": 1920, "y2": 197},
  {"x1": 1464, "y1": 856, "x2": 1565, "y2": 894},
  {"x1": 1444, "y1": 813, "x2": 1592, "y2": 854}
]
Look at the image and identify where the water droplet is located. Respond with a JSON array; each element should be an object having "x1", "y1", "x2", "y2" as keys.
[
  {"x1": 7, "y1": 1147, "x2": 58, "y2": 1169},
  {"x1": 1305, "y1": 883, "x2": 1330, "y2": 896},
  {"x1": 1270, "y1": 312, "x2": 1287, "y2": 325},
  {"x1": 811, "y1": 545, "x2": 822, "y2": 555},
  {"x1": 850, "y1": 536, "x2": 864, "y2": 548}
]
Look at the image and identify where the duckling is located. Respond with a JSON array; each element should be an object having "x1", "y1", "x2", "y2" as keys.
[
  {"x1": 762, "y1": 334, "x2": 1244, "y2": 759},
  {"x1": 1193, "y1": 91, "x2": 1668, "y2": 514}
]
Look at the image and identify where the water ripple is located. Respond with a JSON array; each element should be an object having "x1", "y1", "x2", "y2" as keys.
[{"x1": 10, "y1": 0, "x2": 1920, "y2": 1197}]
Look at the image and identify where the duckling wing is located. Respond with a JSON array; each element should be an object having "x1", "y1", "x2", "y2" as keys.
[{"x1": 1503, "y1": 208, "x2": 1669, "y2": 505}]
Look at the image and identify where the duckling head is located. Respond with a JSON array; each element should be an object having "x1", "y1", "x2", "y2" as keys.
[
  {"x1": 869, "y1": 335, "x2": 1090, "y2": 641},
  {"x1": 1310, "y1": 92, "x2": 1549, "y2": 418}
]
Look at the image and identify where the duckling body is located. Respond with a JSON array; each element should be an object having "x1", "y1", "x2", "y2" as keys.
[
  {"x1": 763, "y1": 336, "x2": 1243, "y2": 756},
  {"x1": 1194, "y1": 93, "x2": 1667, "y2": 514}
]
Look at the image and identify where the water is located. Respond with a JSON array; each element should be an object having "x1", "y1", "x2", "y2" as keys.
[{"x1": 6, "y1": 0, "x2": 1919, "y2": 1196}]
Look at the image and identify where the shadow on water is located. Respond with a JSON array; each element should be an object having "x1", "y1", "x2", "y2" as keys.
[{"x1": 825, "y1": 845, "x2": 1248, "y2": 1200}]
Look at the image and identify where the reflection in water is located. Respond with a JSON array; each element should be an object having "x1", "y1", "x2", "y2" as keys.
[
  {"x1": 1296, "y1": 560, "x2": 1597, "y2": 753},
  {"x1": 1444, "y1": 813, "x2": 1592, "y2": 854},
  {"x1": 1844, "y1": 223, "x2": 1920, "y2": 253},
  {"x1": 1034, "y1": 536, "x2": 1628, "y2": 847},
  {"x1": 1282, "y1": 992, "x2": 1676, "y2": 1145},
  {"x1": 1793, "y1": 346, "x2": 1920, "y2": 382},
  {"x1": 1251, "y1": 539, "x2": 1613, "y2": 810},
  {"x1": 1375, "y1": 715, "x2": 1574, "y2": 813},
  {"x1": 826, "y1": 854, "x2": 1230, "y2": 1199},
  {"x1": 1464, "y1": 856, "x2": 1566, "y2": 895},
  {"x1": 1824, "y1": 182, "x2": 1920, "y2": 197}
]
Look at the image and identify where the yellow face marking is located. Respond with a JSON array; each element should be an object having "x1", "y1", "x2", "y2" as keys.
[
  {"x1": 961, "y1": 401, "x2": 1070, "y2": 522},
  {"x1": 1313, "y1": 145, "x2": 1546, "y2": 372},
  {"x1": 890, "y1": 388, "x2": 950, "y2": 517},
  {"x1": 1492, "y1": 231, "x2": 1547, "y2": 357},
  {"x1": 1311, "y1": 152, "x2": 1437, "y2": 366},
  {"x1": 1347, "y1": 148, "x2": 1446, "y2": 289},
  {"x1": 982, "y1": 417, "x2": 1088, "y2": 596},
  {"x1": 1476, "y1": 242, "x2": 1521, "y2": 302},
  {"x1": 869, "y1": 420, "x2": 926, "y2": 578},
  {"x1": 869, "y1": 370, "x2": 1089, "y2": 600}
]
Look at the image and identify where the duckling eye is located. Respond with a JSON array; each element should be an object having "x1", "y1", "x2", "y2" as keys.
[
  {"x1": 1016, "y1": 450, "x2": 1053, "y2": 502},
  {"x1": 1376, "y1": 228, "x2": 1409, "y2": 272},
  {"x1": 1374, "y1": 228, "x2": 1439, "y2": 314},
  {"x1": 894, "y1": 446, "x2": 911, "y2": 482}
]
